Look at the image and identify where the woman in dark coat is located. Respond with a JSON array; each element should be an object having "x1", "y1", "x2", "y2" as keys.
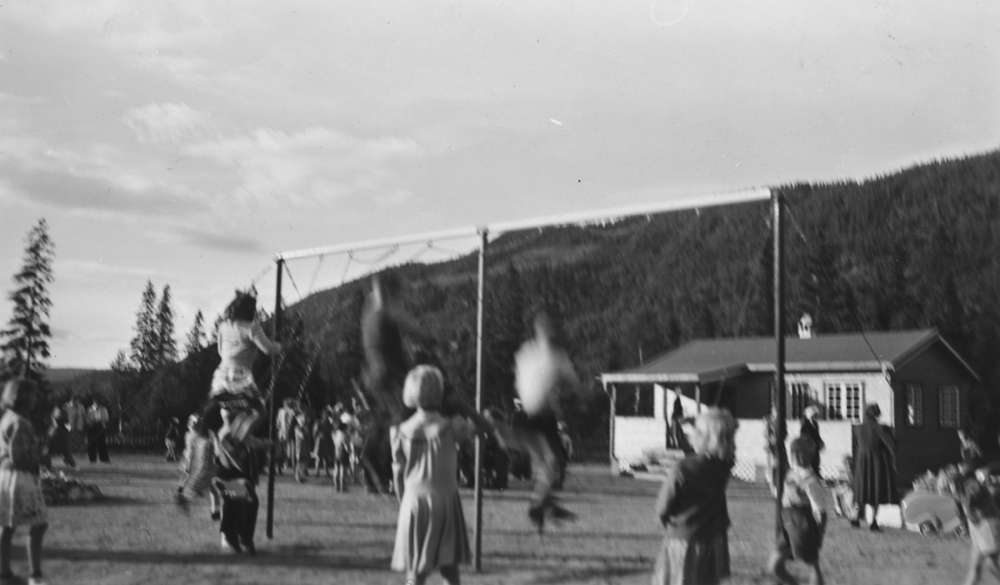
[
  {"x1": 852, "y1": 403, "x2": 899, "y2": 531},
  {"x1": 799, "y1": 406, "x2": 824, "y2": 478}
]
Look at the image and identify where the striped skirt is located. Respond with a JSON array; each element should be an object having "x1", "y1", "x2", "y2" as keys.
[{"x1": 652, "y1": 532, "x2": 730, "y2": 585}]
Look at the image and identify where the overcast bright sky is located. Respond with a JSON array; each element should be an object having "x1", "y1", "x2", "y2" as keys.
[{"x1": 1, "y1": 0, "x2": 998, "y2": 369}]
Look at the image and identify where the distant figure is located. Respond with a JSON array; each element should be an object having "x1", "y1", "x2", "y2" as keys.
[
  {"x1": 332, "y1": 421, "x2": 351, "y2": 493},
  {"x1": 275, "y1": 399, "x2": 296, "y2": 474},
  {"x1": 312, "y1": 410, "x2": 335, "y2": 478},
  {"x1": 46, "y1": 404, "x2": 74, "y2": 469},
  {"x1": 0, "y1": 380, "x2": 49, "y2": 585},
  {"x1": 800, "y1": 406, "x2": 824, "y2": 477},
  {"x1": 851, "y1": 404, "x2": 899, "y2": 531},
  {"x1": 770, "y1": 437, "x2": 831, "y2": 585},
  {"x1": 164, "y1": 417, "x2": 182, "y2": 462},
  {"x1": 293, "y1": 404, "x2": 314, "y2": 484},
  {"x1": 667, "y1": 396, "x2": 684, "y2": 449},
  {"x1": 85, "y1": 397, "x2": 110, "y2": 464},
  {"x1": 389, "y1": 366, "x2": 492, "y2": 585},
  {"x1": 652, "y1": 408, "x2": 736, "y2": 585}
]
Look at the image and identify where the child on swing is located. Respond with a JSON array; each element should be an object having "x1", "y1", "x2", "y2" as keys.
[{"x1": 770, "y1": 437, "x2": 831, "y2": 585}]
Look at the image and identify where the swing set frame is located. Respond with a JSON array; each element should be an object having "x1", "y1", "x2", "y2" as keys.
[{"x1": 267, "y1": 186, "x2": 789, "y2": 571}]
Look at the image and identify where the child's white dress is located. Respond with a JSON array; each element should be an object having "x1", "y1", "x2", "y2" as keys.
[
  {"x1": 0, "y1": 411, "x2": 47, "y2": 528},
  {"x1": 390, "y1": 411, "x2": 472, "y2": 575}
]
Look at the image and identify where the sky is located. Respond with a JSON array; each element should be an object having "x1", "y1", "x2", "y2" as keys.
[{"x1": 1, "y1": 0, "x2": 998, "y2": 369}]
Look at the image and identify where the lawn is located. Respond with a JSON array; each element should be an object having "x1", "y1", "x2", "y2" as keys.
[{"x1": 21, "y1": 455, "x2": 978, "y2": 584}]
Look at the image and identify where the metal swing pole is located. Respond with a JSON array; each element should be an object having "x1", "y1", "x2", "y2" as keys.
[
  {"x1": 772, "y1": 189, "x2": 787, "y2": 536},
  {"x1": 472, "y1": 227, "x2": 488, "y2": 572},
  {"x1": 266, "y1": 257, "x2": 284, "y2": 539}
]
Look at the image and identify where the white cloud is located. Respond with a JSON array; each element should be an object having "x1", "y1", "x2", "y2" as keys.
[
  {"x1": 181, "y1": 126, "x2": 423, "y2": 209},
  {"x1": 122, "y1": 102, "x2": 220, "y2": 145}
]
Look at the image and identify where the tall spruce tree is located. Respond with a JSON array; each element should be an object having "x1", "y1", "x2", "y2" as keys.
[
  {"x1": 1, "y1": 219, "x2": 55, "y2": 380},
  {"x1": 155, "y1": 285, "x2": 178, "y2": 366},
  {"x1": 184, "y1": 310, "x2": 207, "y2": 358},
  {"x1": 129, "y1": 281, "x2": 159, "y2": 373}
]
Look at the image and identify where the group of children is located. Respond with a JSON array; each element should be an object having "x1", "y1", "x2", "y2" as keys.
[{"x1": 275, "y1": 399, "x2": 360, "y2": 491}]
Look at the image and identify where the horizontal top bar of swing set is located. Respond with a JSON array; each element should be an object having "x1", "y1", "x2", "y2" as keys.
[{"x1": 276, "y1": 187, "x2": 772, "y2": 262}]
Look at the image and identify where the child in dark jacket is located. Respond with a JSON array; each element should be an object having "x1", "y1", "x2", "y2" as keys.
[{"x1": 652, "y1": 408, "x2": 736, "y2": 585}]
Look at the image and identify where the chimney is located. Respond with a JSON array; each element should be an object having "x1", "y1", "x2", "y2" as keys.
[{"x1": 798, "y1": 313, "x2": 813, "y2": 339}]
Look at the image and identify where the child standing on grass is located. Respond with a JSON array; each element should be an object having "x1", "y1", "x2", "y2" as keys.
[
  {"x1": 652, "y1": 408, "x2": 736, "y2": 585},
  {"x1": 0, "y1": 380, "x2": 49, "y2": 585},
  {"x1": 770, "y1": 437, "x2": 831, "y2": 585},
  {"x1": 390, "y1": 365, "x2": 492, "y2": 585},
  {"x1": 958, "y1": 477, "x2": 1000, "y2": 585}
]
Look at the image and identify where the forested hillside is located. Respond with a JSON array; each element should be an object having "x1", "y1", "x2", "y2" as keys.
[
  {"x1": 252, "y1": 149, "x2": 997, "y2": 458},
  {"x1": 132, "y1": 149, "x2": 1000, "y2": 459}
]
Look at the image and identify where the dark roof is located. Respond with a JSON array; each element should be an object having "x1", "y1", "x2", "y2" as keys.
[{"x1": 600, "y1": 329, "x2": 979, "y2": 384}]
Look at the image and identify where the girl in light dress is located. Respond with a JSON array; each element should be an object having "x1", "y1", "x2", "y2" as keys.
[
  {"x1": 390, "y1": 365, "x2": 492, "y2": 585},
  {"x1": 0, "y1": 380, "x2": 49, "y2": 585}
]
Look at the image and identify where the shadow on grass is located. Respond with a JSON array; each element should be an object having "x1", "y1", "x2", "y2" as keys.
[
  {"x1": 48, "y1": 495, "x2": 154, "y2": 508},
  {"x1": 42, "y1": 546, "x2": 392, "y2": 571},
  {"x1": 522, "y1": 565, "x2": 650, "y2": 584}
]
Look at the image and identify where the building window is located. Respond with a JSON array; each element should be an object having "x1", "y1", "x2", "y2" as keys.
[
  {"x1": 615, "y1": 386, "x2": 655, "y2": 418},
  {"x1": 826, "y1": 382, "x2": 863, "y2": 423},
  {"x1": 788, "y1": 382, "x2": 812, "y2": 419},
  {"x1": 939, "y1": 386, "x2": 960, "y2": 429},
  {"x1": 905, "y1": 383, "x2": 923, "y2": 427}
]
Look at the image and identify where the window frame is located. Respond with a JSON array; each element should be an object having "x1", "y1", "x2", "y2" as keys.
[
  {"x1": 904, "y1": 382, "x2": 924, "y2": 428},
  {"x1": 787, "y1": 381, "x2": 812, "y2": 420},
  {"x1": 938, "y1": 385, "x2": 960, "y2": 429},
  {"x1": 824, "y1": 381, "x2": 864, "y2": 423}
]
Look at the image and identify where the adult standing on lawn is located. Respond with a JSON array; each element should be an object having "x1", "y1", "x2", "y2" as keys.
[
  {"x1": 85, "y1": 396, "x2": 110, "y2": 464},
  {"x1": 800, "y1": 406, "x2": 824, "y2": 477},
  {"x1": 652, "y1": 408, "x2": 736, "y2": 585},
  {"x1": 0, "y1": 380, "x2": 50, "y2": 585},
  {"x1": 852, "y1": 403, "x2": 899, "y2": 531}
]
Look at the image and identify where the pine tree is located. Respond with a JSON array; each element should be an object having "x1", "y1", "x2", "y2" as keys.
[
  {"x1": 184, "y1": 310, "x2": 207, "y2": 358},
  {"x1": 1, "y1": 219, "x2": 55, "y2": 380},
  {"x1": 155, "y1": 285, "x2": 178, "y2": 366},
  {"x1": 129, "y1": 281, "x2": 159, "y2": 373}
]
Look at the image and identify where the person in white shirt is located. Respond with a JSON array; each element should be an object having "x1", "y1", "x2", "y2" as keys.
[{"x1": 85, "y1": 398, "x2": 110, "y2": 464}]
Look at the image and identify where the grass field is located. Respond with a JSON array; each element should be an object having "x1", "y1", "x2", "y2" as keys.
[{"x1": 18, "y1": 455, "x2": 982, "y2": 584}]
